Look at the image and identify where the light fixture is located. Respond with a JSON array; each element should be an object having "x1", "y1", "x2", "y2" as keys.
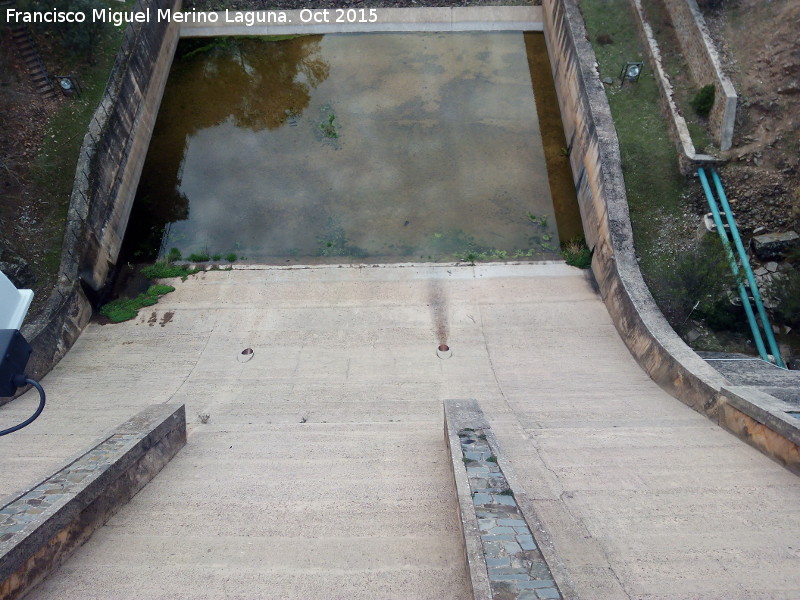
[
  {"x1": 619, "y1": 61, "x2": 644, "y2": 87},
  {"x1": 53, "y1": 75, "x2": 82, "y2": 97}
]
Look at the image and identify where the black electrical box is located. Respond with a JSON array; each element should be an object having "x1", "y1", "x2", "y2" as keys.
[{"x1": 0, "y1": 329, "x2": 32, "y2": 397}]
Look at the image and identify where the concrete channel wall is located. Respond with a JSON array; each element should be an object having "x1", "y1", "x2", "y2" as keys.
[
  {"x1": 661, "y1": 0, "x2": 737, "y2": 151},
  {"x1": 0, "y1": 404, "x2": 186, "y2": 600},
  {"x1": 12, "y1": 0, "x2": 182, "y2": 393},
  {"x1": 542, "y1": 0, "x2": 799, "y2": 472},
  {"x1": 628, "y1": 0, "x2": 720, "y2": 173}
]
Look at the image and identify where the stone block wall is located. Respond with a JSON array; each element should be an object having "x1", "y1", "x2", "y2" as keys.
[{"x1": 661, "y1": 0, "x2": 737, "y2": 150}]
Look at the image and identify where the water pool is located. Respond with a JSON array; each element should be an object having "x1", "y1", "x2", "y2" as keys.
[{"x1": 125, "y1": 32, "x2": 580, "y2": 264}]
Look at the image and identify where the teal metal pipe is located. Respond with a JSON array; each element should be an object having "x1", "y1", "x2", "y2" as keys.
[
  {"x1": 710, "y1": 168, "x2": 786, "y2": 368},
  {"x1": 697, "y1": 168, "x2": 770, "y2": 362}
]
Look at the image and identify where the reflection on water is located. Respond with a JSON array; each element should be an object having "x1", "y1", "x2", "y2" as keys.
[{"x1": 126, "y1": 32, "x2": 579, "y2": 263}]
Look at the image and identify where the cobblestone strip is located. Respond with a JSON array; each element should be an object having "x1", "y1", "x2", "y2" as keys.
[
  {"x1": 0, "y1": 435, "x2": 133, "y2": 542},
  {"x1": 0, "y1": 404, "x2": 186, "y2": 600},
  {"x1": 458, "y1": 428, "x2": 562, "y2": 600}
]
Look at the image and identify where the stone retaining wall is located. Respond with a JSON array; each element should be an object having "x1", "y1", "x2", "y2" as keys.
[
  {"x1": 77, "y1": 0, "x2": 182, "y2": 291},
  {"x1": 542, "y1": 0, "x2": 799, "y2": 473},
  {"x1": 11, "y1": 0, "x2": 182, "y2": 395}
]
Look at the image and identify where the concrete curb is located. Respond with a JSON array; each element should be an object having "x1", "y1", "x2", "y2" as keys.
[
  {"x1": 444, "y1": 399, "x2": 569, "y2": 600},
  {"x1": 0, "y1": 404, "x2": 187, "y2": 600},
  {"x1": 444, "y1": 400, "x2": 492, "y2": 600}
]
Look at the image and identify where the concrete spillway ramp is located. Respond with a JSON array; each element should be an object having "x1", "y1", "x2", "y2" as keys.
[{"x1": 2, "y1": 263, "x2": 799, "y2": 599}]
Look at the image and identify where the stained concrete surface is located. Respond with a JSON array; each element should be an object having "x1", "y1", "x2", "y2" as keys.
[{"x1": 1, "y1": 263, "x2": 799, "y2": 599}]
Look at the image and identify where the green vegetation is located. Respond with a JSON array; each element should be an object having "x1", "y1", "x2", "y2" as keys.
[
  {"x1": 691, "y1": 84, "x2": 716, "y2": 118},
  {"x1": 527, "y1": 212, "x2": 548, "y2": 228},
  {"x1": 187, "y1": 252, "x2": 211, "y2": 262},
  {"x1": 317, "y1": 217, "x2": 367, "y2": 257},
  {"x1": 21, "y1": 6, "x2": 125, "y2": 282},
  {"x1": 225, "y1": 253, "x2": 238, "y2": 262},
  {"x1": 770, "y1": 269, "x2": 800, "y2": 330},
  {"x1": 580, "y1": 0, "x2": 699, "y2": 324},
  {"x1": 320, "y1": 112, "x2": 338, "y2": 139},
  {"x1": 650, "y1": 235, "x2": 736, "y2": 333},
  {"x1": 561, "y1": 236, "x2": 592, "y2": 269},
  {"x1": 140, "y1": 262, "x2": 200, "y2": 281},
  {"x1": 99, "y1": 284, "x2": 175, "y2": 323},
  {"x1": 167, "y1": 248, "x2": 182, "y2": 262}
]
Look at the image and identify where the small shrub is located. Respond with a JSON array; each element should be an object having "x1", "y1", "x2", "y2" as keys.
[
  {"x1": 561, "y1": 236, "x2": 592, "y2": 269},
  {"x1": 596, "y1": 33, "x2": 614, "y2": 45},
  {"x1": 211, "y1": 254, "x2": 222, "y2": 261},
  {"x1": 652, "y1": 235, "x2": 736, "y2": 330},
  {"x1": 225, "y1": 253, "x2": 238, "y2": 262},
  {"x1": 770, "y1": 269, "x2": 800, "y2": 329},
  {"x1": 187, "y1": 252, "x2": 210, "y2": 262},
  {"x1": 690, "y1": 84, "x2": 716, "y2": 118},
  {"x1": 166, "y1": 247, "x2": 182, "y2": 262}
]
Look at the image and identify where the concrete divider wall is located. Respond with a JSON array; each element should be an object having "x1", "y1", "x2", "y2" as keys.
[
  {"x1": 661, "y1": 0, "x2": 737, "y2": 151},
  {"x1": 628, "y1": 0, "x2": 719, "y2": 173},
  {"x1": 11, "y1": 0, "x2": 182, "y2": 394},
  {"x1": 542, "y1": 0, "x2": 799, "y2": 472}
]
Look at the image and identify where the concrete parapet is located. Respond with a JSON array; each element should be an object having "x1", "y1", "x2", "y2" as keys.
[
  {"x1": 0, "y1": 403, "x2": 186, "y2": 600},
  {"x1": 543, "y1": 0, "x2": 800, "y2": 471},
  {"x1": 180, "y1": 7, "x2": 543, "y2": 36},
  {"x1": 444, "y1": 400, "x2": 492, "y2": 600}
]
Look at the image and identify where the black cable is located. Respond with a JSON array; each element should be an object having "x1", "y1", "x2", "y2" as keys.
[{"x1": 0, "y1": 378, "x2": 46, "y2": 436}]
